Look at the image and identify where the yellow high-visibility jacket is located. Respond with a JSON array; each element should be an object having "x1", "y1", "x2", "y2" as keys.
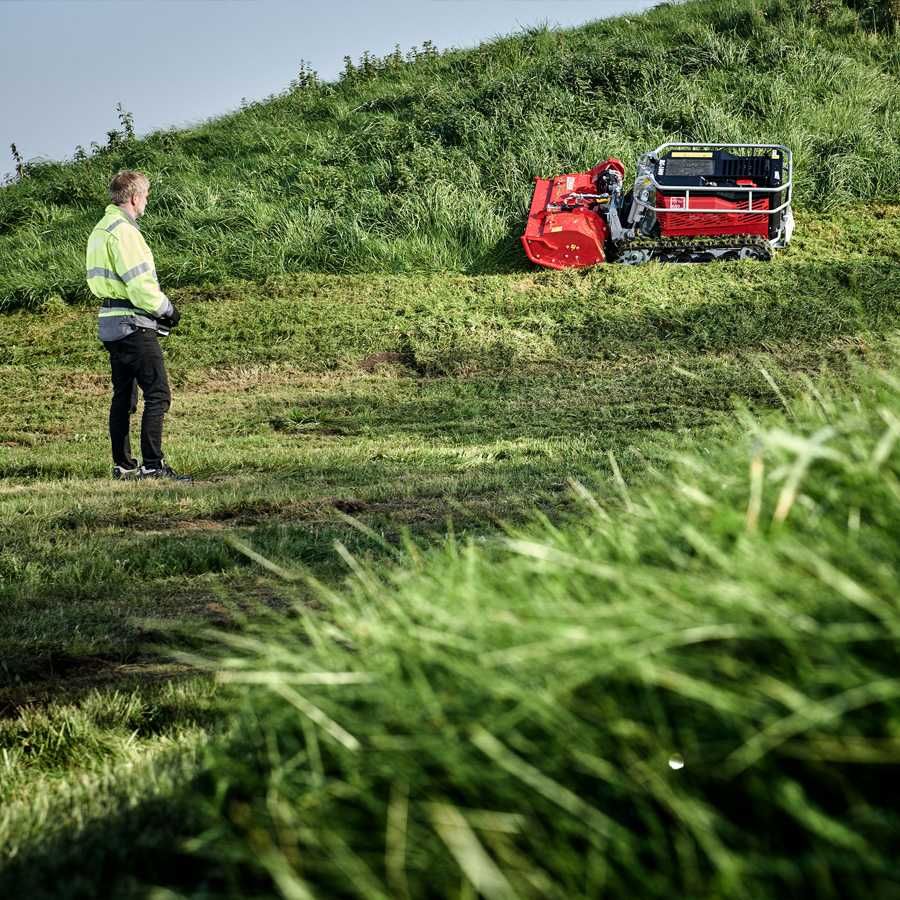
[{"x1": 86, "y1": 204, "x2": 174, "y2": 342}]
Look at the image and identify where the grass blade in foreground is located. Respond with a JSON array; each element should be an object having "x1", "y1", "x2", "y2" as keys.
[{"x1": 187, "y1": 359, "x2": 900, "y2": 899}]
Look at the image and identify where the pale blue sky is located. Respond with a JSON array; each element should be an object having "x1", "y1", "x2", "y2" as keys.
[{"x1": 1, "y1": 0, "x2": 659, "y2": 179}]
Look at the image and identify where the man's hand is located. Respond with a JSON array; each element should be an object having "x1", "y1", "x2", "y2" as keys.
[{"x1": 158, "y1": 304, "x2": 181, "y2": 330}]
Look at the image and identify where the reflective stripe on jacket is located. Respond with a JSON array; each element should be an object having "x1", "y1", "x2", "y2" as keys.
[{"x1": 86, "y1": 205, "x2": 174, "y2": 342}]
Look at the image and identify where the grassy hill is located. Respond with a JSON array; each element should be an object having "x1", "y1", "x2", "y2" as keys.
[
  {"x1": 1, "y1": 0, "x2": 899, "y2": 896},
  {"x1": 0, "y1": 0, "x2": 899, "y2": 308}
]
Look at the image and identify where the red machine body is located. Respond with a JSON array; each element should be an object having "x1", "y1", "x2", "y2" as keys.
[
  {"x1": 657, "y1": 192, "x2": 770, "y2": 238},
  {"x1": 521, "y1": 159, "x2": 625, "y2": 269}
]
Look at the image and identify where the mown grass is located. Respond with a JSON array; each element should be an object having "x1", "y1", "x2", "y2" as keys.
[
  {"x1": 0, "y1": 677, "x2": 217, "y2": 897},
  {"x1": 9, "y1": 350, "x2": 883, "y2": 898},
  {"x1": 2, "y1": 256, "x2": 895, "y2": 896},
  {"x1": 3, "y1": 349, "x2": 898, "y2": 898},
  {"x1": 0, "y1": 334, "x2": 806, "y2": 671},
  {"x1": 1, "y1": 0, "x2": 898, "y2": 309},
  {"x1": 2, "y1": 202, "x2": 899, "y2": 373},
  {"x1": 3, "y1": 206, "x2": 896, "y2": 673},
  {"x1": 161, "y1": 355, "x2": 900, "y2": 900}
]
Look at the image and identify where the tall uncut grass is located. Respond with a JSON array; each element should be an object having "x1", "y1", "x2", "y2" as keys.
[
  {"x1": 1, "y1": 0, "x2": 899, "y2": 309},
  {"x1": 184, "y1": 356, "x2": 900, "y2": 899}
]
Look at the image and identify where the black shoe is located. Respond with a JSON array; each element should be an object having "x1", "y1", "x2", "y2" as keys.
[
  {"x1": 139, "y1": 461, "x2": 193, "y2": 483},
  {"x1": 112, "y1": 462, "x2": 140, "y2": 480}
]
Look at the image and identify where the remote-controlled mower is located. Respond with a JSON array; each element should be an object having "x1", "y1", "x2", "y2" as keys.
[{"x1": 522, "y1": 142, "x2": 794, "y2": 268}]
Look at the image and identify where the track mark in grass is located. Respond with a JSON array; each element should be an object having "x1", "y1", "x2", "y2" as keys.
[{"x1": 0, "y1": 663, "x2": 196, "y2": 719}]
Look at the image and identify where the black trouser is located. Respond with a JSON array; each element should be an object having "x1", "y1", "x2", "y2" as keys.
[{"x1": 103, "y1": 329, "x2": 171, "y2": 468}]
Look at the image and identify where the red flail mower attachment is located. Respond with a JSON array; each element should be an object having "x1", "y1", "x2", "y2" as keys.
[
  {"x1": 522, "y1": 143, "x2": 794, "y2": 267},
  {"x1": 521, "y1": 159, "x2": 626, "y2": 269}
]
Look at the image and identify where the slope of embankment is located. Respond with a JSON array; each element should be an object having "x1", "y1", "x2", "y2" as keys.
[{"x1": 0, "y1": 0, "x2": 898, "y2": 308}]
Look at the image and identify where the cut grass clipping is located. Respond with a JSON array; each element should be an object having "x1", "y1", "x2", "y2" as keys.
[{"x1": 184, "y1": 357, "x2": 900, "y2": 900}]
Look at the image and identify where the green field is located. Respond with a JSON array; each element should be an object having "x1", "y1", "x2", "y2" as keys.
[{"x1": 1, "y1": 0, "x2": 899, "y2": 896}]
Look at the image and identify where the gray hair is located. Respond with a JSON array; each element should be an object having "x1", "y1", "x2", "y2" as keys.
[{"x1": 108, "y1": 170, "x2": 150, "y2": 205}]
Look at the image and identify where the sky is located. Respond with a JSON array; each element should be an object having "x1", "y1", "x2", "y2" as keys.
[{"x1": 0, "y1": 0, "x2": 660, "y2": 179}]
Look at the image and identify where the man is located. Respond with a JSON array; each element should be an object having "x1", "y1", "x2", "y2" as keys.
[{"x1": 86, "y1": 170, "x2": 191, "y2": 481}]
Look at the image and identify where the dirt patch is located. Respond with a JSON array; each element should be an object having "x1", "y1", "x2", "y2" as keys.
[
  {"x1": 332, "y1": 497, "x2": 367, "y2": 514},
  {"x1": 182, "y1": 365, "x2": 360, "y2": 394},
  {"x1": 357, "y1": 351, "x2": 414, "y2": 372},
  {"x1": 129, "y1": 496, "x2": 375, "y2": 533},
  {"x1": 106, "y1": 491, "x2": 519, "y2": 543}
]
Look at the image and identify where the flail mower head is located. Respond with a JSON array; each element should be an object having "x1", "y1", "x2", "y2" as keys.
[{"x1": 522, "y1": 143, "x2": 794, "y2": 267}]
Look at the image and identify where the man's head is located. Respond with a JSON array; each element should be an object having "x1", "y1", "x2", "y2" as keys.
[{"x1": 109, "y1": 170, "x2": 150, "y2": 219}]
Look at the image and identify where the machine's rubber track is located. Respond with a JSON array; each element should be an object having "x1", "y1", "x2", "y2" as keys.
[{"x1": 612, "y1": 234, "x2": 773, "y2": 264}]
